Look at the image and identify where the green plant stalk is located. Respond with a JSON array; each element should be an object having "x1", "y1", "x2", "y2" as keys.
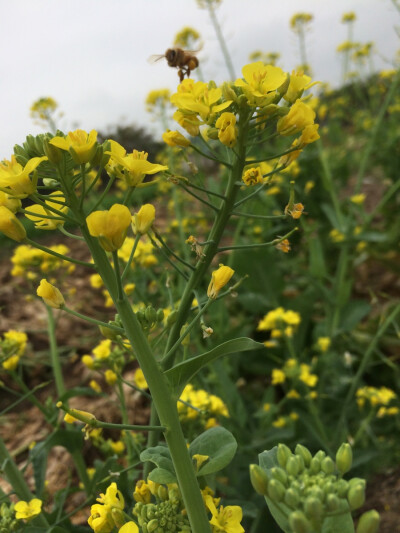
[
  {"x1": 354, "y1": 67, "x2": 400, "y2": 194},
  {"x1": 62, "y1": 305, "x2": 124, "y2": 333},
  {"x1": 0, "y1": 438, "x2": 51, "y2": 529},
  {"x1": 335, "y1": 302, "x2": 400, "y2": 442},
  {"x1": 46, "y1": 305, "x2": 66, "y2": 398},
  {"x1": 163, "y1": 109, "x2": 251, "y2": 368},
  {"x1": 316, "y1": 141, "x2": 344, "y2": 229},
  {"x1": 78, "y1": 226, "x2": 212, "y2": 533},
  {"x1": 205, "y1": 0, "x2": 236, "y2": 79},
  {"x1": 329, "y1": 244, "x2": 350, "y2": 337}
]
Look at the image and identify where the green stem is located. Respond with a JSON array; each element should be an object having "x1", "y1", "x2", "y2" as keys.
[
  {"x1": 62, "y1": 306, "x2": 123, "y2": 334},
  {"x1": 46, "y1": 305, "x2": 66, "y2": 398},
  {"x1": 10, "y1": 373, "x2": 50, "y2": 418},
  {"x1": 25, "y1": 238, "x2": 94, "y2": 268},
  {"x1": 121, "y1": 233, "x2": 141, "y2": 281},
  {"x1": 218, "y1": 227, "x2": 298, "y2": 252},
  {"x1": 335, "y1": 302, "x2": 400, "y2": 442},
  {"x1": 0, "y1": 438, "x2": 51, "y2": 528}
]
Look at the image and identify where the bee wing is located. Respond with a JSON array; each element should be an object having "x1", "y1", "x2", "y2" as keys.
[{"x1": 148, "y1": 54, "x2": 165, "y2": 64}]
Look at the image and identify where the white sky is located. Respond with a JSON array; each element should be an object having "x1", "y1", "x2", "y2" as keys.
[{"x1": 0, "y1": 0, "x2": 398, "y2": 158}]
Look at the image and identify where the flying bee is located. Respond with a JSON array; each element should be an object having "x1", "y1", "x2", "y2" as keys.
[{"x1": 149, "y1": 48, "x2": 200, "y2": 82}]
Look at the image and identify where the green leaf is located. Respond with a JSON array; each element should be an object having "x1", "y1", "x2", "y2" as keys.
[
  {"x1": 339, "y1": 300, "x2": 371, "y2": 332},
  {"x1": 140, "y1": 446, "x2": 175, "y2": 478},
  {"x1": 148, "y1": 467, "x2": 177, "y2": 484},
  {"x1": 322, "y1": 513, "x2": 355, "y2": 533},
  {"x1": 164, "y1": 338, "x2": 264, "y2": 394},
  {"x1": 189, "y1": 426, "x2": 237, "y2": 476}
]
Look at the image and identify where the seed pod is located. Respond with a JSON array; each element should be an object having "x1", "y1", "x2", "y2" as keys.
[
  {"x1": 295, "y1": 444, "x2": 312, "y2": 467},
  {"x1": 356, "y1": 510, "x2": 380, "y2": 533},
  {"x1": 268, "y1": 479, "x2": 286, "y2": 502},
  {"x1": 321, "y1": 457, "x2": 335, "y2": 475},
  {"x1": 336, "y1": 443, "x2": 353, "y2": 475},
  {"x1": 250, "y1": 464, "x2": 269, "y2": 495},
  {"x1": 277, "y1": 443, "x2": 292, "y2": 468}
]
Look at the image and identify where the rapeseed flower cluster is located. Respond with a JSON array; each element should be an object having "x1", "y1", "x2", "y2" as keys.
[
  {"x1": 178, "y1": 384, "x2": 229, "y2": 435},
  {"x1": 11, "y1": 244, "x2": 74, "y2": 279},
  {"x1": 257, "y1": 307, "x2": 301, "y2": 344},
  {"x1": 1, "y1": 330, "x2": 28, "y2": 371},
  {"x1": 271, "y1": 358, "x2": 318, "y2": 389},
  {"x1": 356, "y1": 386, "x2": 398, "y2": 417},
  {"x1": 88, "y1": 482, "x2": 130, "y2": 533},
  {"x1": 81, "y1": 339, "x2": 131, "y2": 384}
]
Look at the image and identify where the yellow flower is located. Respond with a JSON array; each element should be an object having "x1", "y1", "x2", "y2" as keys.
[
  {"x1": 88, "y1": 503, "x2": 114, "y2": 533},
  {"x1": 105, "y1": 369, "x2": 118, "y2": 386},
  {"x1": 275, "y1": 239, "x2": 291, "y2": 253},
  {"x1": 87, "y1": 204, "x2": 132, "y2": 252},
  {"x1": 215, "y1": 112, "x2": 237, "y2": 147},
  {"x1": 2, "y1": 354, "x2": 20, "y2": 371},
  {"x1": 193, "y1": 453, "x2": 210, "y2": 472},
  {"x1": 50, "y1": 129, "x2": 98, "y2": 164},
  {"x1": 285, "y1": 202, "x2": 304, "y2": 219},
  {"x1": 284, "y1": 70, "x2": 318, "y2": 104},
  {"x1": 342, "y1": 12, "x2": 356, "y2": 23},
  {"x1": 109, "y1": 440, "x2": 125, "y2": 454},
  {"x1": 132, "y1": 204, "x2": 155, "y2": 235},
  {"x1": 174, "y1": 26, "x2": 201, "y2": 47},
  {"x1": 234, "y1": 62, "x2": 287, "y2": 106},
  {"x1": 64, "y1": 408, "x2": 96, "y2": 424},
  {"x1": 97, "y1": 482, "x2": 125, "y2": 509},
  {"x1": 205, "y1": 495, "x2": 244, "y2": 533},
  {"x1": 107, "y1": 143, "x2": 168, "y2": 187},
  {"x1": 329, "y1": 229, "x2": 345, "y2": 243},
  {"x1": 271, "y1": 369, "x2": 286, "y2": 385},
  {"x1": 207, "y1": 264, "x2": 234, "y2": 299},
  {"x1": 37, "y1": 279, "x2": 65, "y2": 308},
  {"x1": 299, "y1": 364, "x2": 318, "y2": 387},
  {"x1": 25, "y1": 191, "x2": 68, "y2": 230},
  {"x1": 277, "y1": 100, "x2": 316, "y2": 136},
  {"x1": 350, "y1": 193, "x2": 366, "y2": 205},
  {"x1": 0, "y1": 155, "x2": 47, "y2": 198},
  {"x1": 242, "y1": 167, "x2": 263, "y2": 186},
  {"x1": 0, "y1": 191, "x2": 21, "y2": 212},
  {"x1": 173, "y1": 110, "x2": 202, "y2": 136},
  {"x1": 290, "y1": 13, "x2": 313, "y2": 32},
  {"x1": 133, "y1": 480, "x2": 152, "y2": 504},
  {"x1": 90, "y1": 380, "x2": 102, "y2": 393},
  {"x1": 0, "y1": 206, "x2": 26, "y2": 242},
  {"x1": 162, "y1": 129, "x2": 191, "y2": 147},
  {"x1": 133, "y1": 368, "x2": 148, "y2": 389},
  {"x1": 146, "y1": 89, "x2": 171, "y2": 112},
  {"x1": 14, "y1": 499, "x2": 42, "y2": 521},
  {"x1": 273, "y1": 417, "x2": 287, "y2": 428},
  {"x1": 317, "y1": 337, "x2": 331, "y2": 352},
  {"x1": 118, "y1": 522, "x2": 139, "y2": 533}
]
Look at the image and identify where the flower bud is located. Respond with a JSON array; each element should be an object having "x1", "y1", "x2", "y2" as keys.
[
  {"x1": 304, "y1": 496, "x2": 323, "y2": 521},
  {"x1": 43, "y1": 136, "x2": 63, "y2": 163},
  {"x1": 0, "y1": 207, "x2": 26, "y2": 242},
  {"x1": 162, "y1": 130, "x2": 191, "y2": 147},
  {"x1": 336, "y1": 443, "x2": 353, "y2": 475},
  {"x1": 132, "y1": 204, "x2": 156, "y2": 235},
  {"x1": 277, "y1": 443, "x2": 292, "y2": 468},
  {"x1": 156, "y1": 309, "x2": 164, "y2": 322},
  {"x1": 286, "y1": 456, "x2": 300, "y2": 477},
  {"x1": 99, "y1": 324, "x2": 119, "y2": 340},
  {"x1": 268, "y1": 479, "x2": 285, "y2": 502},
  {"x1": 289, "y1": 510, "x2": 312, "y2": 533},
  {"x1": 111, "y1": 507, "x2": 125, "y2": 528},
  {"x1": 356, "y1": 510, "x2": 380, "y2": 533},
  {"x1": 166, "y1": 310, "x2": 178, "y2": 327},
  {"x1": 347, "y1": 483, "x2": 365, "y2": 510},
  {"x1": 309, "y1": 457, "x2": 321, "y2": 475},
  {"x1": 314, "y1": 450, "x2": 326, "y2": 461},
  {"x1": 37, "y1": 279, "x2": 65, "y2": 309},
  {"x1": 271, "y1": 467, "x2": 288, "y2": 486},
  {"x1": 325, "y1": 493, "x2": 341, "y2": 512},
  {"x1": 295, "y1": 444, "x2": 312, "y2": 467},
  {"x1": 147, "y1": 519, "x2": 159, "y2": 532},
  {"x1": 335, "y1": 479, "x2": 349, "y2": 497},
  {"x1": 284, "y1": 487, "x2": 300, "y2": 509},
  {"x1": 144, "y1": 305, "x2": 158, "y2": 324},
  {"x1": 250, "y1": 464, "x2": 269, "y2": 495},
  {"x1": 13, "y1": 144, "x2": 29, "y2": 166},
  {"x1": 207, "y1": 264, "x2": 234, "y2": 299},
  {"x1": 321, "y1": 456, "x2": 335, "y2": 475}
]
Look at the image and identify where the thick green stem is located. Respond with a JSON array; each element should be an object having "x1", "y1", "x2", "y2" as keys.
[
  {"x1": 80, "y1": 228, "x2": 212, "y2": 533},
  {"x1": 163, "y1": 110, "x2": 251, "y2": 368}
]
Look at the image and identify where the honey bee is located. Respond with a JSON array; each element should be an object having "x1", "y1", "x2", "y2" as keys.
[{"x1": 149, "y1": 48, "x2": 200, "y2": 82}]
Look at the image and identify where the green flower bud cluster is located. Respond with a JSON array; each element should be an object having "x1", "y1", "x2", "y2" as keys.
[
  {"x1": 0, "y1": 503, "x2": 19, "y2": 533},
  {"x1": 133, "y1": 500, "x2": 191, "y2": 533},
  {"x1": 251, "y1": 443, "x2": 375, "y2": 533},
  {"x1": 14, "y1": 133, "x2": 51, "y2": 162},
  {"x1": 136, "y1": 305, "x2": 165, "y2": 332}
]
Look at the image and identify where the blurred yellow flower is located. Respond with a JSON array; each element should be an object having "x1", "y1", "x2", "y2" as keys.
[{"x1": 0, "y1": 206, "x2": 26, "y2": 242}]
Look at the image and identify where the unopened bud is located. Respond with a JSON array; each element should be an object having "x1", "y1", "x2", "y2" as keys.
[
  {"x1": 221, "y1": 82, "x2": 237, "y2": 103},
  {"x1": 314, "y1": 450, "x2": 326, "y2": 461},
  {"x1": 286, "y1": 456, "x2": 300, "y2": 477},
  {"x1": 326, "y1": 493, "x2": 341, "y2": 512},
  {"x1": 147, "y1": 518, "x2": 159, "y2": 532},
  {"x1": 271, "y1": 467, "x2": 288, "y2": 486},
  {"x1": 156, "y1": 309, "x2": 164, "y2": 322},
  {"x1": 336, "y1": 443, "x2": 353, "y2": 475},
  {"x1": 277, "y1": 443, "x2": 292, "y2": 468},
  {"x1": 356, "y1": 510, "x2": 380, "y2": 533},
  {"x1": 180, "y1": 324, "x2": 190, "y2": 346},
  {"x1": 99, "y1": 324, "x2": 119, "y2": 340},
  {"x1": 157, "y1": 485, "x2": 168, "y2": 501},
  {"x1": 166, "y1": 310, "x2": 178, "y2": 327},
  {"x1": 43, "y1": 137, "x2": 62, "y2": 163},
  {"x1": 284, "y1": 487, "x2": 300, "y2": 509},
  {"x1": 348, "y1": 483, "x2": 366, "y2": 510},
  {"x1": 250, "y1": 464, "x2": 269, "y2": 495},
  {"x1": 13, "y1": 144, "x2": 29, "y2": 166},
  {"x1": 321, "y1": 456, "x2": 335, "y2": 475},
  {"x1": 111, "y1": 508, "x2": 125, "y2": 528},
  {"x1": 295, "y1": 444, "x2": 312, "y2": 467},
  {"x1": 289, "y1": 510, "x2": 312, "y2": 533},
  {"x1": 335, "y1": 479, "x2": 349, "y2": 497},
  {"x1": 268, "y1": 479, "x2": 285, "y2": 502},
  {"x1": 145, "y1": 305, "x2": 157, "y2": 324},
  {"x1": 309, "y1": 457, "x2": 321, "y2": 475},
  {"x1": 304, "y1": 497, "x2": 323, "y2": 521}
]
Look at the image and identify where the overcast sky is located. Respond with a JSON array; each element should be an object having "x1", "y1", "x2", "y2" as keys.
[{"x1": 0, "y1": 0, "x2": 398, "y2": 158}]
